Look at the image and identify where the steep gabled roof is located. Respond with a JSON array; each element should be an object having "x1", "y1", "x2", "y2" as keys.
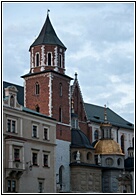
[
  {"x1": 84, "y1": 103, "x2": 134, "y2": 130},
  {"x1": 71, "y1": 73, "x2": 88, "y2": 120},
  {"x1": 29, "y1": 14, "x2": 66, "y2": 50}
]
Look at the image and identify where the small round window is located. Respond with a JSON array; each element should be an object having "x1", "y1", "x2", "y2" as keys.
[{"x1": 105, "y1": 158, "x2": 113, "y2": 166}]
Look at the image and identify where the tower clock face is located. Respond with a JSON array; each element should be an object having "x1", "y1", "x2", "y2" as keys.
[{"x1": 105, "y1": 158, "x2": 113, "y2": 166}]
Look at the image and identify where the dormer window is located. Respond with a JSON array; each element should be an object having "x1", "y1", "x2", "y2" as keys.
[
  {"x1": 47, "y1": 53, "x2": 51, "y2": 66},
  {"x1": 35, "y1": 53, "x2": 40, "y2": 67},
  {"x1": 10, "y1": 95, "x2": 15, "y2": 107}
]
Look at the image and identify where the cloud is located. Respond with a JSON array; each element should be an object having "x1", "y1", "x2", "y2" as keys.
[{"x1": 2, "y1": 2, "x2": 134, "y2": 123}]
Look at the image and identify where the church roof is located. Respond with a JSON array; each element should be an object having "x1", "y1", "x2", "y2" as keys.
[
  {"x1": 94, "y1": 139, "x2": 124, "y2": 155},
  {"x1": 84, "y1": 103, "x2": 134, "y2": 130},
  {"x1": 29, "y1": 14, "x2": 66, "y2": 50},
  {"x1": 71, "y1": 128, "x2": 94, "y2": 149}
]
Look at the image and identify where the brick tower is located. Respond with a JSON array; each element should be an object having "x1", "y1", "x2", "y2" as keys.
[{"x1": 22, "y1": 13, "x2": 72, "y2": 141}]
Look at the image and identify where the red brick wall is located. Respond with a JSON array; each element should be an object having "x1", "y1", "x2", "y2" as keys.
[
  {"x1": 56, "y1": 124, "x2": 71, "y2": 141},
  {"x1": 72, "y1": 82, "x2": 92, "y2": 143},
  {"x1": 52, "y1": 74, "x2": 70, "y2": 124},
  {"x1": 25, "y1": 73, "x2": 50, "y2": 116}
]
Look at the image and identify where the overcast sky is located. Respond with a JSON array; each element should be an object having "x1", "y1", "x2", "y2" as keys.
[{"x1": 2, "y1": 2, "x2": 134, "y2": 123}]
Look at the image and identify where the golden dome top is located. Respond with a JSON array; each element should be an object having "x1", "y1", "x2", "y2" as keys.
[{"x1": 94, "y1": 139, "x2": 124, "y2": 155}]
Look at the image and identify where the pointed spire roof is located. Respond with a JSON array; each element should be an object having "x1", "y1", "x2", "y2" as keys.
[{"x1": 29, "y1": 14, "x2": 66, "y2": 50}]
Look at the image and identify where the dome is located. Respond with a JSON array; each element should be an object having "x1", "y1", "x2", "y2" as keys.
[
  {"x1": 71, "y1": 128, "x2": 94, "y2": 149},
  {"x1": 94, "y1": 139, "x2": 124, "y2": 155}
]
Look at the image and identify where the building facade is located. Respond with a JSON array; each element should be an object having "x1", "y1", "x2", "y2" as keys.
[
  {"x1": 3, "y1": 85, "x2": 57, "y2": 193},
  {"x1": 3, "y1": 13, "x2": 134, "y2": 193}
]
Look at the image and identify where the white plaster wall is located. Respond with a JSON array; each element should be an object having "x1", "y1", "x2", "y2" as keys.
[{"x1": 56, "y1": 139, "x2": 70, "y2": 192}]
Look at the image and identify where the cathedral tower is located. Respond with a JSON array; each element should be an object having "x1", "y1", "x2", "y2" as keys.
[{"x1": 22, "y1": 13, "x2": 72, "y2": 141}]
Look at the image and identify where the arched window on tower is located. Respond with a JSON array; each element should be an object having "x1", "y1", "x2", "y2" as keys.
[
  {"x1": 59, "y1": 106, "x2": 62, "y2": 122},
  {"x1": 10, "y1": 95, "x2": 15, "y2": 107},
  {"x1": 59, "y1": 83, "x2": 62, "y2": 97},
  {"x1": 35, "y1": 53, "x2": 40, "y2": 67},
  {"x1": 121, "y1": 135, "x2": 125, "y2": 153},
  {"x1": 48, "y1": 53, "x2": 51, "y2": 66},
  {"x1": 35, "y1": 82, "x2": 40, "y2": 95},
  {"x1": 35, "y1": 104, "x2": 40, "y2": 112},
  {"x1": 59, "y1": 54, "x2": 62, "y2": 68}
]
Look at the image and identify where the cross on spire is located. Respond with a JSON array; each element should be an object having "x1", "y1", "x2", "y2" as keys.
[{"x1": 47, "y1": 9, "x2": 50, "y2": 16}]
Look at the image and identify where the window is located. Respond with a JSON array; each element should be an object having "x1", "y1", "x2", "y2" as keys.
[
  {"x1": 87, "y1": 152, "x2": 92, "y2": 160},
  {"x1": 59, "y1": 54, "x2": 62, "y2": 68},
  {"x1": 10, "y1": 95, "x2": 15, "y2": 107},
  {"x1": 32, "y1": 152, "x2": 38, "y2": 166},
  {"x1": 59, "y1": 107, "x2": 62, "y2": 122},
  {"x1": 14, "y1": 148, "x2": 20, "y2": 162},
  {"x1": 7, "y1": 180, "x2": 16, "y2": 192},
  {"x1": 132, "y1": 137, "x2": 134, "y2": 147},
  {"x1": 94, "y1": 130, "x2": 99, "y2": 140},
  {"x1": 121, "y1": 135, "x2": 125, "y2": 153},
  {"x1": 38, "y1": 179, "x2": 44, "y2": 193},
  {"x1": 7, "y1": 119, "x2": 16, "y2": 133},
  {"x1": 117, "y1": 158, "x2": 121, "y2": 166},
  {"x1": 35, "y1": 82, "x2": 40, "y2": 95},
  {"x1": 71, "y1": 118, "x2": 78, "y2": 129},
  {"x1": 43, "y1": 154, "x2": 48, "y2": 167},
  {"x1": 59, "y1": 83, "x2": 62, "y2": 97},
  {"x1": 32, "y1": 125, "x2": 38, "y2": 138},
  {"x1": 39, "y1": 182, "x2": 43, "y2": 193},
  {"x1": 35, "y1": 53, "x2": 39, "y2": 67},
  {"x1": 48, "y1": 53, "x2": 51, "y2": 66},
  {"x1": 35, "y1": 105, "x2": 40, "y2": 112},
  {"x1": 59, "y1": 166, "x2": 64, "y2": 190},
  {"x1": 105, "y1": 158, "x2": 113, "y2": 166},
  {"x1": 43, "y1": 127, "x2": 49, "y2": 140}
]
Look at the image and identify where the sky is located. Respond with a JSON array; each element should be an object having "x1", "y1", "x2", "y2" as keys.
[{"x1": 2, "y1": 2, "x2": 135, "y2": 123}]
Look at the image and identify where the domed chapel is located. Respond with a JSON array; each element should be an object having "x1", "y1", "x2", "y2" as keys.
[{"x1": 3, "y1": 12, "x2": 134, "y2": 193}]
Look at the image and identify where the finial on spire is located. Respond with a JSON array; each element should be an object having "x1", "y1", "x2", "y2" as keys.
[
  {"x1": 47, "y1": 9, "x2": 50, "y2": 16},
  {"x1": 75, "y1": 72, "x2": 78, "y2": 80},
  {"x1": 104, "y1": 104, "x2": 108, "y2": 123}
]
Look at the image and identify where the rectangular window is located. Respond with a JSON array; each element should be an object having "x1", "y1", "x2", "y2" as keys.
[
  {"x1": 43, "y1": 154, "x2": 48, "y2": 166},
  {"x1": 43, "y1": 127, "x2": 49, "y2": 140},
  {"x1": 32, "y1": 152, "x2": 38, "y2": 166},
  {"x1": 32, "y1": 125, "x2": 37, "y2": 138},
  {"x1": 7, "y1": 119, "x2": 16, "y2": 133},
  {"x1": 7, "y1": 180, "x2": 16, "y2": 192},
  {"x1": 14, "y1": 148, "x2": 20, "y2": 162},
  {"x1": 38, "y1": 179, "x2": 44, "y2": 193},
  {"x1": 39, "y1": 182, "x2": 43, "y2": 193}
]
